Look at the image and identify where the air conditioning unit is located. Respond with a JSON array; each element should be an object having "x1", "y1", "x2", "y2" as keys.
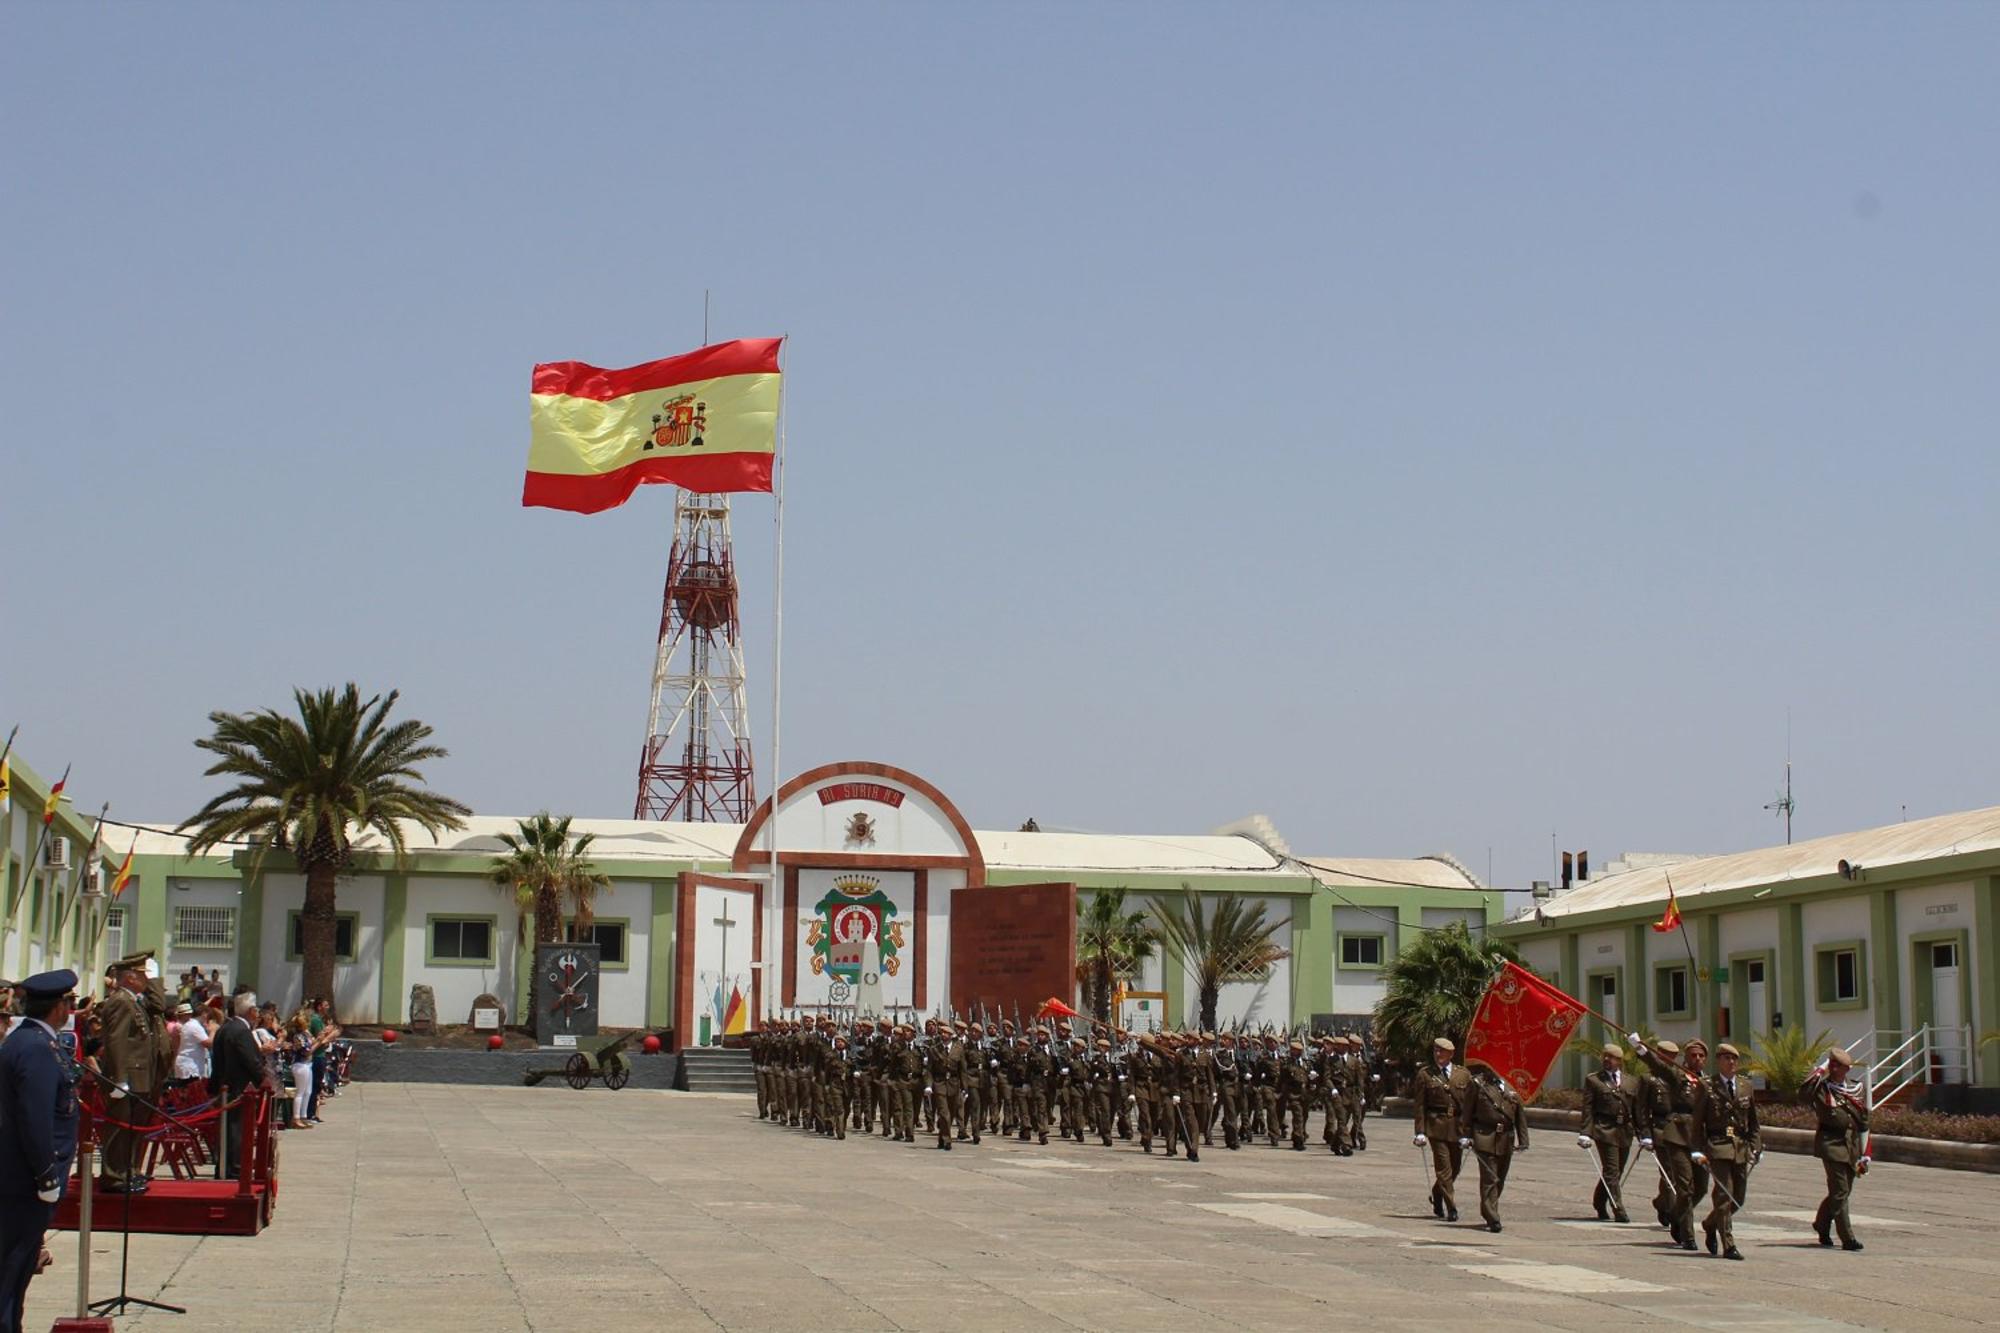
[{"x1": 45, "y1": 838, "x2": 69, "y2": 869}]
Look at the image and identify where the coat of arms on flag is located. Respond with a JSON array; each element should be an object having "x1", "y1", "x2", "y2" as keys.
[{"x1": 808, "y1": 876, "x2": 903, "y2": 979}]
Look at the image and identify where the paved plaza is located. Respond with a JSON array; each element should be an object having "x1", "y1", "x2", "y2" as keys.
[{"x1": 27, "y1": 1085, "x2": 2000, "y2": 1331}]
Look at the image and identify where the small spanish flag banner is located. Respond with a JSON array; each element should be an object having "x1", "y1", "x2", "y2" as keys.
[
  {"x1": 42, "y1": 764, "x2": 69, "y2": 826},
  {"x1": 112, "y1": 838, "x2": 137, "y2": 897},
  {"x1": 524, "y1": 337, "x2": 782, "y2": 513},
  {"x1": 1652, "y1": 881, "x2": 1682, "y2": 934}
]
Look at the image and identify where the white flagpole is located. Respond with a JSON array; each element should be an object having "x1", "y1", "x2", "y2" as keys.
[{"x1": 764, "y1": 337, "x2": 788, "y2": 1023}]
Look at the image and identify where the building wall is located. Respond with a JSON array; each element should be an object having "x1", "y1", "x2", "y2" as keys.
[
  {"x1": 255, "y1": 872, "x2": 387, "y2": 1021},
  {"x1": 404, "y1": 873, "x2": 519, "y2": 1026}
]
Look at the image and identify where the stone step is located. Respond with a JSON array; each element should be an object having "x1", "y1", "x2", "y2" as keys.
[{"x1": 678, "y1": 1046, "x2": 755, "y2": 1093}]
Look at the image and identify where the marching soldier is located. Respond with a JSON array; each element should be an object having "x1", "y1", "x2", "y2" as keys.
[
  {"x1": 97, "y1": 954, "x2": 169, "y2": 1193},
  {"x1": 1277, "y1": 1039, "x2": 1311, "y2": 1151},
  {"x1": 1631, "y1": 1034, "x2": 1709, "y2": 1250},
  {"x1": 1187, "y1": 1033, "x2": 1218, "y2": 1149},
  {"x1": 1579, "y1": 1042, "x2": 1640, "y2": 1222},
  {"x1": 1213, "y1": 1032, "x2": 1244, "y2": 1150},
  {"x1": 1464, "y1": 1062, "x2": 1529, "y2": 1232},
  {"x1": 887, "y1": 1025, "x2": 919, "y2": 1142},
  {"x1": 1252, "y1": 1036, "x2": 1281, "y2": 1145},
  {"x1": 1014, "y1": 1027, "x2": 1052, "y2": 1145},
  {"x1": 1803, "y1": 1046, "x2": 1869, "y2": 1251},
  {"x1": 962, "y1": 1023, "x2": 989, "y2": 1143},
  {"x1": 823, "y1": 1032, "x2": 851, "y2": 1139},
  {"x1": 1314, "y1": 1035, "x2": 1345, "y2": 1154},
  {"x1": 849, "y1": 1024, "x2": 873, "y2": 1132},
  {"x1": 927, "y1": 1023, "x2": 964, "y2": 1150},
  {"x1": 1698, "y1": 1041, "x2": 1758, "y2": 1259},
  {"x1": 1087, "y1": 1036, "x2": 1117, "y2": 1146},
  {"x1": 1412, "y1": 1036, "x2": 1473, "y2": 1221}
]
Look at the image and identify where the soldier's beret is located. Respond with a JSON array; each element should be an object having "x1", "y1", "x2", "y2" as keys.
[
  {"x1": 1826, "y1": 1046, "x2": 1853, "y2": 1067},
  {"x1": 1601, "y1": 1043, "x2": 1624, "y2": 1057},
  {"x1": 1716, "y1": 1042, "x2": 1740, "y2": 1058},
  {"x1": 1433, "y1": 1037, "x2": 1455, "y2": 1052},
  {"x1": 20, "y1": 968, "x2": 78, "y2": 999},
  {"x1": 1682, "y1": 1037, "x2": 1708, "y2": 1053},
  {"x1": 1095, "y1": 1039, "x2": 1110, "y2": 1049},
  {"x1": 1289, "y1": 1039, "x2": 1304, "y2": 1050},
  {"x1": 1654, "y1": 1039, "x2": 1681, "y2": 1057}
]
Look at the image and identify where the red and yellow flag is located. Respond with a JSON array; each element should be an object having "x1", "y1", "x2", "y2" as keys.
[
  {"x1": 112, "y1": 838, "x2": 137, "y2": 897},
  {"x1": 524, "y1": 337, "x2": 782, "y2": 513},
  {"x1": 42, "y1": 764, "x2": 68, "y2": 826},
  {"x1": 1652, "y1": 881, "x2": 1682, "y2": 934}
]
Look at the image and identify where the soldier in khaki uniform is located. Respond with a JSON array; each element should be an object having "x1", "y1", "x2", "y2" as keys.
[
  {"x1": 1411, "y1": 1036, "x2": 1473, "y2": 1221},
  {"x1": 1341, "y1": 1035, "x2": 1369, "y2": 1152},
  {"x1": 1803, "y1": 1046, "x2": 1870, "y2": 1251},
  {"x1": 1464, "y1": 1061, "x2": 1529, "y2": 1232},
  {"x1": 1632, "y1": 1034, "x2": 1709, "y2": 1250},
  {"x1": 1579, "y1": 1042, "x2": 1641, "y2": 1222},
  {"x1": 96, "y1": 954, "x2": 169, "y2": 1193},
  {"x1": 1699, "y1": 1042, "x2": 1759, "y2": 1259}
]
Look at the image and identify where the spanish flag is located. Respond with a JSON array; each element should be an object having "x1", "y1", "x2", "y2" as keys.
[
  {"x1": 42, "y1": 764, "x2": 68, "y2": 826},
  {"x1": 1652, "y1": 880, "x2": 1682, "y2": 934},
  {"x1": 112, "y1": 838, "x2": 137, "y2": 897},
  {"x1": 524, "y1": 337, "x2": 782, "y2": 513}
]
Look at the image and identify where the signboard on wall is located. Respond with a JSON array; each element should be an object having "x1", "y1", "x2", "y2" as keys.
[{"x1": 949, "y1": 882, "x2": 1076, "y2": 1017}]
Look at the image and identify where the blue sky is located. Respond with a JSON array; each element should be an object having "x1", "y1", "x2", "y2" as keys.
[{"x1": 3, "y1": 4, "x2": 1995, "y2": 887}]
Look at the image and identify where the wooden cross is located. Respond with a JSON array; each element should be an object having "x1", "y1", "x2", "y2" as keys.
[{"x1": 713, "y1": 899, "x2": 735, "y2": 972}]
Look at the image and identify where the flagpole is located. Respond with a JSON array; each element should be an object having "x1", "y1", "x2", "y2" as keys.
[{"x1": 764, "y1": 336, "x2": 788, "y2": 1024}]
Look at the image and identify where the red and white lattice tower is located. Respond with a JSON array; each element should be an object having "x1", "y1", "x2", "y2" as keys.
[{"x1": 634, "y1": 490, "x2": 755, "y2": 821}]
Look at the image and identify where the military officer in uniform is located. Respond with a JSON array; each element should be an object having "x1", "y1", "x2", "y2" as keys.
[
  {"x1": 1464, "y1": 1061, "x2": 1529, "y2": 1232},
  {"x1": 1699, "y1": 1042, "x2": 1759, "y2": 1259},
  {"x1": 1580, "y1": 1042, "x2": 1640, "y2": 1222},
  {"x1": 1411, "y1": 1036, "x2": 1473, "y2": 1221},
  {"x1": 97, "y1": 953, "x2": 168, "y2": 1193},
  {"x1": 1631, "y1": 1034, "x2": 1708, "y2": 1250},
  {"x1": 0, "y1": 970, "x2": 81, "y2": 1333},
  {"x1": 1803, "y1": 1046, "x2": 1869, "y2": 1251}
]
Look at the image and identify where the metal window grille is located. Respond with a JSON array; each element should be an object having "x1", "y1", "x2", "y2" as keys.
[{"x1": 173, "y1": 905, "x2": 236, "y2": 949}]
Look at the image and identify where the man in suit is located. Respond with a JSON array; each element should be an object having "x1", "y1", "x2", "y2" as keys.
[
  {"x1": 0, "y1": 970, "x2": 80, "y2": 1333},
  {"x1": 1412, "y1": 1036, "x2": 1474, "y2": 1221},
  {"x1": 96, "y1": 954, "x2": 169, "y2": 1193},
  {"x1": 1580, "y1": 1042, "x2": 1641, "y2": 1222},
  {"x1": 209, "y1": 992, "x2": 264, "y2": 1179},
  {"x1": 1699, "y1": 1042, "x2": 1760, "y2": 1260},
  {"x1": 1803, "y1": 1046, "x2": 1870, "y2": 1251}
]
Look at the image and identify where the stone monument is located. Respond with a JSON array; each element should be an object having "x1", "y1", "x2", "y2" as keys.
[
  {"x1": 409, "y1": 983, "x2": 438, "y2": 1034},
  {"x1": 949, "y1": 882, "x2": 1077, "y2": 1017}
]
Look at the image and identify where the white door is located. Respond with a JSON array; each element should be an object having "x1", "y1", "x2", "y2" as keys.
[
  {"x1": 1595, "y1": 974, "x2": 1619, "y2": 1033},
  {"x1": 1745, "y1": 959, "x2": 1768, "y2": 1036},
  {"x1": 1931, "y1": 942, "x2": 1964, "y2": 1083}
]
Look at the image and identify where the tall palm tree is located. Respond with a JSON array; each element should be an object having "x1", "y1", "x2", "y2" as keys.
[
  {"x1": 1147, "y1": 887, "x2": 1291, "y2": 1032},
  {"x1": 180, "y1": 685, "x2": 469, "y2": 1006},
  {"x1": 491, "y1": 813, "x2": 610, "y2": 1023},
  {"x1": 1075, "y1": 888, "x2": 1157, "y2": 1023},
  {"x1": 1372, "y1": 920, "x2": 1517, "y2": 1065}
]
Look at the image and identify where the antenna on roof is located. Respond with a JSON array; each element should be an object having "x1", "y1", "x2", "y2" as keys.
[{"x1": 1765, "y1": 713, "x2": 1795, "y2": 844}]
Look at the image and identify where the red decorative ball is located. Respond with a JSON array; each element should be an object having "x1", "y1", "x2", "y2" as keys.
[
  {"x1": 487, "y1": 1034, "x2": 505, "y2": 1050},
  {"x1": 641, "y1": 1034, "x2": 662, "y2": 1055},
  {"x1": 381, "y1": 1029, "x2": 399, "y2": 1045}
]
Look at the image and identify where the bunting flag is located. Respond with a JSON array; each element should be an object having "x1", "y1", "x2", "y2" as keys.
[
  {"x1": 0, "y1": 754, "x2": 9, "y2": 815},
  {"x1": 524, "y1": 337, "x2": 782, "y2": 513},
  {"x1": 1652, "y1": 881, "x2": 1682, "y2": 934},
  {"x1": 723, "y1": 984, "x2": 748, "y2": 1035},
  {"x1": 1036, "y1": 996, "x2": 1083, "y2": 1020},
  {"x1": 41, "y1": 764, "x2": 69, "y2": 826},
  {"x1": 1462, "y1": 961, "x2": 1587, "y2": 1100}
]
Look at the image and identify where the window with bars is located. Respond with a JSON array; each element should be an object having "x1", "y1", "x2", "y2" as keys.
[{"x1": 172, "y1": 905, "x2": 237, "y2": 949}]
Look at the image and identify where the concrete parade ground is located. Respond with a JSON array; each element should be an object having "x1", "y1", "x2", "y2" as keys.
[{"x1": 26, "y1": 1086, "x2": 2000, "y2": 1332}]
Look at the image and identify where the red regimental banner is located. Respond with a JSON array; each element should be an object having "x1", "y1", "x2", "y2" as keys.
[
  {"x1": 817, "y1": 782, "x2": 905, "y2": 808},
  {"x1": 1463, "y1": 961, "x2": 1587, "y2": 1101}
]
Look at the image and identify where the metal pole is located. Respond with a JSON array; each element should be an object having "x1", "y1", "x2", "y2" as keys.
[
  {"x1": 75, "y1": 1143, "x2": 93, "y2": 1317},
  {"x1": 764, "y1": 337, "x2": 787, "y2": 1020}
]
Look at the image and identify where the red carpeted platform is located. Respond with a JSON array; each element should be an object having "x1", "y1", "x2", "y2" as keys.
[{"x1": 51, "y1": 1088, "x2": 279, "y2": 1238}]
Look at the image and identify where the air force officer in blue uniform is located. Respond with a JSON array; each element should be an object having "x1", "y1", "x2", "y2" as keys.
[{"x1": 0, "y1": 969, "x2": 81, "y2": 1333}]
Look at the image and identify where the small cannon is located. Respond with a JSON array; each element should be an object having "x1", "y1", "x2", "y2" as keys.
[{"x1": 524, "y1": 1031, "x2": 636, "y2": 1090}]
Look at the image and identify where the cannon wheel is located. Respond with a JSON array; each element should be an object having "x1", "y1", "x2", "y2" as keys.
[
  {"x1": 563, "y1": 1052, "x2": 592, "y2": 1090},
  {"x1": 603, "y1": 1056, "x2": 631, "y2": 1091}
]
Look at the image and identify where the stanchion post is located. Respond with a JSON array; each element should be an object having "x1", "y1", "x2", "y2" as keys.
[{"x1": 76, "y1": 1142, "x2": 94, "y2": 1318}]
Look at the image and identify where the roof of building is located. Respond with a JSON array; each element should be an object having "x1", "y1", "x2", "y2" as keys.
[
  {"x1": 976, "y1": 829, "x2": 1289, "y2": 874},
  {"x1": 1527, "y1": 804, "x2": 2000, "y2": 921},
  {"x1": 1298, "y1": 855, "x2": 1485, "y2": 891}
]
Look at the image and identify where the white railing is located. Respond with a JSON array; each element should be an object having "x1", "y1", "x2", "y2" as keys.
[{"x1": 1853, "y1": 1023, "x2": 1974, "y2": 1109}]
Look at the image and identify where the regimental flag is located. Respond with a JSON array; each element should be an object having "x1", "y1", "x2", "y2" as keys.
[
  {"x1": 525, "y1": 337, "x2": 783, "y2": 513},
  {"x1": 42, "y1": 764, "x2": 69, "y2": 826},
  {"x1": 1463, "y1": 961, "x2": 1587, "y2": 1101},
  {"x1": 1652, "y1": 880, "x2": 1682, "y2": 934}
]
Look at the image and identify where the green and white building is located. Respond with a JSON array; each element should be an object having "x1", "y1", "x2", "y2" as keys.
[
  {"x1": 2, "y1": 755, "x2": 132, "y2": 985},
  {"x1": 71, "y1": 759, "x2": 1498, "y2": 1037},
  {"x1": 1498, "y1": 805, "x2": 2000, "y2": 1093}
]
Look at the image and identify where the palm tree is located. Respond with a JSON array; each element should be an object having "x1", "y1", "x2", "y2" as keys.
[
  {"x1": 1075, "y1": 888, "x2": 1157, "y2": 1023},
  {"x1": 1746, "y1": 1024, "x2": 1834, "y2": 1099},
  {"x1": 1372, "y1": 920, "x2": 1518, "y2": 1066},
  {"x1": 1147, "y1": 888, "x2": 1291, "y2": 1032},
  {"x1": 181, "y1": 685, "x2": 469, "y2": 1006},
  {"x1": 491, "y1": 813, "x2": 610, "y2": 1023}
]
